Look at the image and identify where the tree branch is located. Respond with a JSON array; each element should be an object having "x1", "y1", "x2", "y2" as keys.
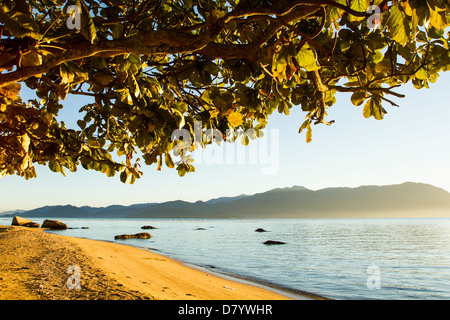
[
  {"x1": 0, "y1": 2, "x2": 323, "y2": 87},
  {"x1": 329, "y1": 85, "x2": 406, "y2": 98}
]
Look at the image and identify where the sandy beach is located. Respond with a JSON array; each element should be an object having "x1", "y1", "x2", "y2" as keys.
[{"x1": 0, "y1": 225, "x2": 316, "y2": 300}]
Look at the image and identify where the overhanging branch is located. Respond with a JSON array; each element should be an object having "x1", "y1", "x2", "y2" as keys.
[{"x1": 329, "y1": 85, "x2": 406, "y2": 98}]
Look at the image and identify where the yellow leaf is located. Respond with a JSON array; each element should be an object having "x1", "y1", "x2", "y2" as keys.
[
  {"x1": 429, "y1": 9, "x2": 448, "y2": 29},
  {"x1": 306, "y1": 123, "x2": 312, "y2": 143},
  {"x1": 227, "y1": 111, "x2": 243, "y2": 127},
  {"x1": 296, "y1": 43, "x2": 319, "y2": 71},
  {"x1": 388, "y1": 2, "x2": 410, "y2": 46},
  {"x1": 87, "y1": 139, "x2": 100, "y2": 148},
  {"x1": 157, "y1": 155, "x2": 162, "y2": 171},
  {"x1": 0, "y1": 82, "x2": 21, "y2": 99},
  {"x1": 21, "y1": 48, "x2": 42, "y2": 67},
  {"x1": 20, "y1": 133, "x2": 30, "y2": 152}
]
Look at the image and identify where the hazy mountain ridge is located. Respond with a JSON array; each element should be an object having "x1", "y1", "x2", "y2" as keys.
[{"x1": 3, "y1": 182, "x2": 450, "y2": 219}]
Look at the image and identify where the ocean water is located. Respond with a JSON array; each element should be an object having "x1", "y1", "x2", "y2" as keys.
[{"x1": 2, "y1": 217, "x2": 450, "y2": 300}]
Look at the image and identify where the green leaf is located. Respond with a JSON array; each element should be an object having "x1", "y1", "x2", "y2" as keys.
[
  {"x1": 0, "y1": 7, "x2": 41, "y2": 39},
  {"x1": 306, "y1": 123, "x2": 312, "y2": 143},
  {"x1": 94, "y1": 74, "x2": 114, "y2": 87},
  {"x1": 19, "y1": 154, "x2": 29, "y2": 171},
  {"x1": 117, "y1": 88, "x2": 133, "y2": 105},
  {"x1": 77, "y1": 120, "x2": 86, "y2": 129},
  {"x1": 49, "y1": 160, "x2": 61, "y2": 173},
  {"x1": 415, "y1": 68, "x2": 428, "y2": 80},
  {"x1": 370, "y1": 51, "x2": 384, "y2": 64},
  {"x1": 164, "y1": 153, "x2": 175, "y2": 168},
  {"x1": 0, "y1": 82, "x2": 21, "y2": 99},
  {"x1": 374, "y1": 59, "x2": 392, "y2": 74},
  {"x1": 177, "y1": 164, "x2": 187, "y2": 177},
  {"x1": 105, "y1": 165, "x2": 115, "y2": 177},
  {"x1": 241, "y1": 135, "x2": 250, "y2": 146},
  {"x1": 298, "y1": 119, "x2": 309, "y2": 134},
  {"x1": 388, "y1": 2, "x2": 410, "y2": 46},
  {"x1": 19, "y1": 134, "x2": 30, "y2": 154},
  {"x1": 351, "y1": 91, "x2": 367, "y2": 106},
  {"x1": 363, "y1": 97, "x2": 385, "y2": 120},
  {"x1": 350, "y1": 0, "x2": 370, "y2": 12},
  {"x1": 349, "y1": 0, "x2": 370, "y2": 21},
  {"x1": 362, "y1": 99, "x2": 372, "y2": 118},
  {"x1": 112, "y1": 23, "x2": 124, "y2": 39},
  {"x1": 326, "y1": 0, "x2": 346, "y2": 22},
  {"x1": 78, "y1": 0, "x2": 97, "y2": 43},
  {"x1": 296, "y1": 44, "x2": 319, "y2": 71},
  {"x1": 212, "y1": 95, "x2": 228, "y2": 109},
  {"x1": 41, "y1": 110, "x2": 53, "y2": 126},
  {"x1": 21, "y1": 48, "x2": 42, "y2": 67},
  {"x1": 60, "y1": 64, "x2": 75, "y2": 83},
  {"x1": 120, "y1": 169, "x2": 136, "y2": 184},
  {"x1": 87, "y1": 139, "x2": 100, "y2": 148},
  {"x1": 272, "y1": 53, "x2": 288, "y2": 80}
]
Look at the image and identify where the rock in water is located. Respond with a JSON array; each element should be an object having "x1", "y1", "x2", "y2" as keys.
[
  {"x1": 255, "y1": 228, "x2": 268, "y2": 232},
  {"x1": 141, "y1": 225, "x2": 157, "y2": 229},
  {"x1": 263, "y1": 240, "x2": 286, "y2": 245},
  {"x1": 114, "y1": 233, "x2": 152, "y2": 240},
  {"x1": 41, "y1": 219, "x2": 67, "y2": 230},
  {"x1": 11, "y1": 216, "x2": 40, "y2": 228}
]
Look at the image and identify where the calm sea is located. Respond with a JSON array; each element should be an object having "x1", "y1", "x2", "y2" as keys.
[{"x1": 2, "y1": 217, "x2": 450, "y2": 300}]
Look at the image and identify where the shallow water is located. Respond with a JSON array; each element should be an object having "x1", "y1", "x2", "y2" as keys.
[{"x1": 2, "y1": 217, "x2": 450, "y2": 300}]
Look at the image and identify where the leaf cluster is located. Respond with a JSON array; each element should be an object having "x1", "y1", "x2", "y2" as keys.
[{"x1": 0, "y1": 0, "x2": 449, "y2": 182}]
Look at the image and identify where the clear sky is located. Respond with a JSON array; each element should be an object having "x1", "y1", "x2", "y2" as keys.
[{"x1": 1, "y1": 72, "x2": 450, "y2": 212}]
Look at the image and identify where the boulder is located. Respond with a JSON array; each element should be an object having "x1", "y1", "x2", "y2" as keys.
[
  {"x1": 114, "y1": 232, "x2": 152, "y2": 240},
  {"x1": 11, "y1": 216, "x2": 39, "y2": 227},
  {"x1": 41, "y1": 219, "x2": 67, "y2": 230},
  {"x1": 22, "y1": 222, "x2": 40, "y2": 228},
  {"x1": 255, "y1": 228, "x2": 268, "y2": 232},
  {"x1": 263, "y1": 240, "x2": 286, "y2": 245},
  {"x1": 141, "y1": 225, "x2": 157, "y2": 229},
  {"x1": 195, "y1": 227, "x2": 206, "y2": 230}
]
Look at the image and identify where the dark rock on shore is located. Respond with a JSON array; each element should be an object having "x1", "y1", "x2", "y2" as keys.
[
  {"x1": 41, "y1": 219, "x2": 67, "y2": 230},
  {"x1": 11, "y1": 216, "x2": 40, "y2": 228},
  {"x1": 22, "y1": 222, "x2": 40, "y2": 228},
  {"x1": 263, "y1": 240, "x2": 286, "y2": 245},
  {"x1": 114, "y1": 232, "x2": 152, "y2": 240}
]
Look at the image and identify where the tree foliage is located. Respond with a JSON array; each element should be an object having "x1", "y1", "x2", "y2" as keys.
[{"x1": 0, "y1": 0, "x2": 449, "y2": 183}]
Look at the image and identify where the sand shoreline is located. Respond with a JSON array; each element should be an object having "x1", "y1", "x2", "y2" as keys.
[{"x1": 0, "y1": 225, "x2": 318, "y2": 300}]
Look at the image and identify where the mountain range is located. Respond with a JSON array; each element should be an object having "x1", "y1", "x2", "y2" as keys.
[{"x1": 3, "y1": 182, "x2": 450, "y2": 219}]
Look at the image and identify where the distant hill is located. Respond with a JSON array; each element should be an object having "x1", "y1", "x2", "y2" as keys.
[
  {"x1": 0, "y1": 209, "x2": 26, "y2": 216},
  {"x1": 4, "y1": 182, "x2": 450, "y2": 219}
]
